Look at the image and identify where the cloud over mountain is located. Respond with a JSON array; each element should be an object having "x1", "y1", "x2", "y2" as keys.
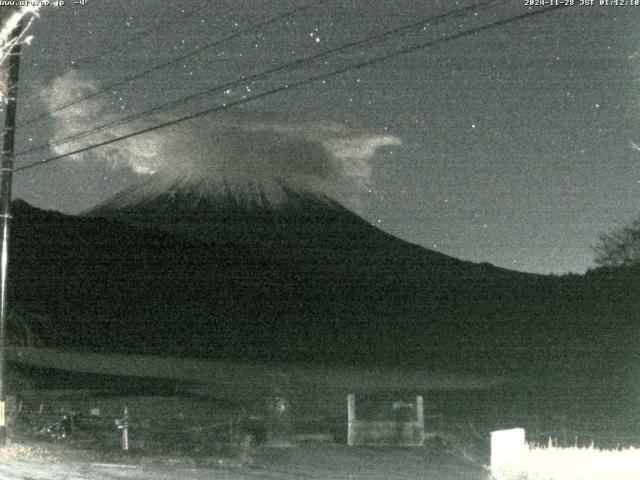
[{"x1": 41, "y1": 70, "x2": 400, "y2": 203}]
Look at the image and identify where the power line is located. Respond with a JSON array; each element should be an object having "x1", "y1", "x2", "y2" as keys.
[
  {"x1": 19, "y1": 3, "x2": 212, "y2": 95},
  {"x1": 26, "y1": 4, "x2": 212, "y2": 87},
  {"x1": 15, "y1": 4, "x2": 567, "y2": 174},
  {"x1": 21, "y1": 0, "x2": 324, "y2": 127},
  {"x1": 17, "y1": 0, "x2": 509, "y2": 159},
  {"x1": 16, "y1": 3, "x2": 566, "y2": 172},
  {"x1": 71, "y1": 3, "x2": 210, "y2": 68}
]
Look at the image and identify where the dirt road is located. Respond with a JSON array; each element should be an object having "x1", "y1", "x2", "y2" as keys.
[
  {"x1": 0, "y1": 443, "x2": 487, "y2": 480},
  {"x1": 0, "y1": 458, "x2": 246, "y2": 480}
]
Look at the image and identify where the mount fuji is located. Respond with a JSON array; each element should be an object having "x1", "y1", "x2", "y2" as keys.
[
  {"x1": 81, "y1": 174, "x2": 551, "y2": 358},
  {"x1": 6, "y1": 172, "x2": 611, "y2": 365}
]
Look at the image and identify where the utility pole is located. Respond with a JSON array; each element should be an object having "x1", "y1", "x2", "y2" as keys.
[{"x1": 0, "y1": 18, "x2": 23, "y2": 446}]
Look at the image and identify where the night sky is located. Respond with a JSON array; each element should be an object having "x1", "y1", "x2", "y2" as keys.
[{"x1": 6, "y1": 0, "x2": 640, "y2": 275}]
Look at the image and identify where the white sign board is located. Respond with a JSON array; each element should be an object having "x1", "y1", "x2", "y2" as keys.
[{"x1": 491, "y1": 428, "x2": 526, "y2": 477}]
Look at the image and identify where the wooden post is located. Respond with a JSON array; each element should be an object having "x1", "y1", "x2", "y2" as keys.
[{"x1": 0, "y1": 17, "x2": 22, "y2": 447}]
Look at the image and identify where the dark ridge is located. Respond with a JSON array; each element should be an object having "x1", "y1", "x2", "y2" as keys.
[{"x1": 5, "y1": 191, "x2": 639, "y2": 372}]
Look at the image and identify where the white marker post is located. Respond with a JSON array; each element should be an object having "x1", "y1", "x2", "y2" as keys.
[{"x1": 347, "y1": 393, "x2": 356, "y2": 447}]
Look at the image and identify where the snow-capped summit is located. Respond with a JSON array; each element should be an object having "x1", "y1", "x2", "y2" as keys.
[{"x1": 85, "y1": 172, "x2": 381, "y2": 248}]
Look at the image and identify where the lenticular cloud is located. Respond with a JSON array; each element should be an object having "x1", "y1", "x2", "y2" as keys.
[{"x1": 41, "y1": 71, "x2": 401, "y2": 203}]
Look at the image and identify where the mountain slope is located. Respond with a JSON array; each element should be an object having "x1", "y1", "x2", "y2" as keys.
[
  {"x1": 6, "y1": 190, "x2": 577, "y2": 364},
  {"x1": 85, "y1": 176, "x2": 547, "y2": 322}
]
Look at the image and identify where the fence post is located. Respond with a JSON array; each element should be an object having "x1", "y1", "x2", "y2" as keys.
[
  {"x1": 415, "y1": 395, "x2": 424, "y2": 445},
  {"x1": 122, "y1": 406, "x2": 129, "y2": 452},
  {"x1": 490, "y1": 428, "x2": 526, "y2": 477},
  {"x1": 347, "y1": 394, "x2": 356, "y2": 447},
  {"x1": 115, "y1": 406, "x2": 129, "y2": 452}
]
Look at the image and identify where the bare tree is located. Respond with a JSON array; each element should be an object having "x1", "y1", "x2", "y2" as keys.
[
  {"x1": 593, "y1": 218, "x2": 640, "y2": 267},
  {"x1": 0, "y1": 6, "x2": 39, "y2": 69},
  {"x1": 0, "y1": 7, "x2": 21, "y2": 28}
]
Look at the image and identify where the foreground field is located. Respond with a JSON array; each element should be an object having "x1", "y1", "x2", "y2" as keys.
[
  {"x1": 3, "y1": 347, "x2": 640, "y2": 479},
  {"x1": 6, "y1": 346, "x2": 499, "y2": 417},
  {"x1": 0, "y1": 440, "x2": 488, "y2": 480}
]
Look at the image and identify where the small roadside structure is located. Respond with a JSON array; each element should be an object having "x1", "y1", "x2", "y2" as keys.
[{"x1": 347, "y1": 393, "x2": 425, "y2": 446}]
